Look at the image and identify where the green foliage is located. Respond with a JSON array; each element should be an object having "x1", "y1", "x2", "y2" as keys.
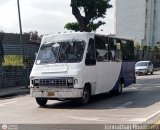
[
  {"x1": 65, "y1": 22, "x2": 80, "y2": 32},
  {"x1": 87, "y1": 21, "x2": 106, "y2": 31},
  {"x1": 142, "y1": 45, "x2": 154, "y2": 51},
  {"x1": 65, "y1": 0, "x2": 112, "y2": 32},
  {"x1": 154, "y1": 46, "x2": 160, "y2": 51},
  {"x1": 143, "y1": 45, "x2": 148, "y2": 50},
  {"x1": 3, "y1": 55, "x2": 23, "y2": 66},
  {"x1": 65, "y1": 21, "x2": 105, "y2": 32},
  {"x1": 148, "y1": 45, "x2": 152, "y2": 50},
  {"x1": 134, "y1": 43, "x2": 160, "y2": 52}
]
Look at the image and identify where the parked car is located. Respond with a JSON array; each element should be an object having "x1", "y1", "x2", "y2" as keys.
[{"x1": 135, "y1": 61, "x2": 153, "y2": 75}]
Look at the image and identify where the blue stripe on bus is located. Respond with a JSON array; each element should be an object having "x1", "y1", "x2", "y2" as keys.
[{"x1": 110, "y1": 61, "x2": 135, "y2": 92}]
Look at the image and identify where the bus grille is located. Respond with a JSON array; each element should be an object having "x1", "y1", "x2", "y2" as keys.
[{"x1": 34, "y1": 78, "x2": 70, "y2": 87}]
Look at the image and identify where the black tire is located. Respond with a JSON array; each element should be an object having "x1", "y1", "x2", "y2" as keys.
[
  {"x1": 145, "y1": 72, "x2": 148, "y2": 75},
  {"x1": 78, "y1": 87, "x2": 91, "y2": 106},
  {"x1": 36, "y1": 98, "x2": 48, "y2": 107},
  {"x1": 117, "y1": 81, "x2": 123, "y2": 95}
]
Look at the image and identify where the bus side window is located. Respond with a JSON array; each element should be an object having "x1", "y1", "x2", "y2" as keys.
[
  {"x1": 95, "y1": 36, "x2": 109, "y2": 62},
  {"x1": 121, "y1": 40, "x2": 135, "y2": 61},
  {"x1": 85, "y1": 38, "x2": 96, "y2": 66},
  {"x1": 109, "y1": 38, "x2": 122, "y2": 61},
  {"x1": 86, "y1": 39, "x2": 95, "y2": 59}
]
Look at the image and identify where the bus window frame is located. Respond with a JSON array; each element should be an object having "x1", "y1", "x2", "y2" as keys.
[
  {"x1": 95, "y1": 35, "x2": 110, "y2": 62},
  {"x1": 85, "y1": 38, "x2": 96, "y2": 66}
]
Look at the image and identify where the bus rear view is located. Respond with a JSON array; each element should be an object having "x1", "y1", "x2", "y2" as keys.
[{"x1": 29, "y1": 32, "x2": 136, "y2": 107}]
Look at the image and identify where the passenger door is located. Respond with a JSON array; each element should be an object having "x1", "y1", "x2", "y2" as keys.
[{"x1": 83, "y1": 38, "x2": 96, "y2": 95}]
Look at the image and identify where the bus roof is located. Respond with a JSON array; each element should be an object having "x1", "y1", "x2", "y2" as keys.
[{"x1": 42, "y1": 32, "x2": 133, "y2": 42}]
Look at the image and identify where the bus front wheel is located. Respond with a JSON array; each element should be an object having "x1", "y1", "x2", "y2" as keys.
[
  {"x1": 36, "y1": 98, "x2": 48, "y2": 107},
  {"x1": 78, "y1": 87, "x2": 91, "y2": 105}
]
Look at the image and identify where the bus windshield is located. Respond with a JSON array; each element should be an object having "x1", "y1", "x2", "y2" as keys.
[{"x1": 36, "y1": 40, "x2": 85, "y2": 64}]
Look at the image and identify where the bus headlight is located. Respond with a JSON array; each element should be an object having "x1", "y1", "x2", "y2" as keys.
[
  {"x1": 67, "y1": 78, "x2": 73, "y2": 84},
  {"x1": 34, "y1": 79, "x2": 40, "y2": 84},
  {"x1": 67, "y1": 78, "x2": 78, "y2": 86},
  {"x1": 67, "y1": 78, "x2": 74, "y2": 86}
]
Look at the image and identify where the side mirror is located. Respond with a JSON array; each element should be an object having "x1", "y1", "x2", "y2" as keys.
[{"x1": 85, "y1": 59, "x2": 96, "y2": 66}]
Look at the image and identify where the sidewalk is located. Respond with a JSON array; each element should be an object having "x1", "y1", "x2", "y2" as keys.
[
  {"x1": 0, "y1": 86, "x2": 29, "y2": 98},
  {"x1": 154, "y1": 68, "x2": 160, "y2": 71}
]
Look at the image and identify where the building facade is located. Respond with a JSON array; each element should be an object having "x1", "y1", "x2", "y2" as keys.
[{"x1": 115, "y1": 0, "x2": 160, "y2": 46}]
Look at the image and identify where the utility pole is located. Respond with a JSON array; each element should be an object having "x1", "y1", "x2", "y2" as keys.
[{"x1": 17, "y1": 0, "x2": 27, "y2": 88}]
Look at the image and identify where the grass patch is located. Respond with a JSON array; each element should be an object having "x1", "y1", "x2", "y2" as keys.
[{"x1": 3, "y1": 55, "x2": 23, "y2": 66}]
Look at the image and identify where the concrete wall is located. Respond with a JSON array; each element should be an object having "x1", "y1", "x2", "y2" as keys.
[
  {"x1": 115, "y1": 0, "x2": 160, "y2": 46},
  {"x1": 115, "y1": 0, "x2": 146, "y2": 42},
  {"x1": 154, "y1": 0, "x2": 160, "y2": 44}
]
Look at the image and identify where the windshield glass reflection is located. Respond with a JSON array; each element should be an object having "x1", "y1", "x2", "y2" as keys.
[{"x1": 36, "y1": 40, "x2": 85, "y2": 64}]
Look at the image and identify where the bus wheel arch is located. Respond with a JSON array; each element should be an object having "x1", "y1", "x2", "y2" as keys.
[
  {"x1": 110, "y1": 78, "x2": 124, "y2": 95},
  {"x1": 78, "y1": 83, "x2": 91, "y2": 105}
]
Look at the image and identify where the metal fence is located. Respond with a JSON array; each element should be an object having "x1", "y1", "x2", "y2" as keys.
[
  {"x1": 0, "y1": 33, "x2": 40, "y2": 88},
  {"x1": 135, "y1": 49, "x2": 160, "y2": 68},
  {"x1": 135, "y1": 50, "x2": 160, "y2": 62}
]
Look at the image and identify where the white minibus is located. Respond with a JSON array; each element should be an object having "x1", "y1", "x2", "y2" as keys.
[{"x1": 29, "y1": 32, "x2": 136, "y2": 106}]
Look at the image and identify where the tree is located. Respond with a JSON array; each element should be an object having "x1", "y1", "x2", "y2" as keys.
[
  {"x1": 65, "y1": 0, "x2": 112, "y2": 32},
  {"x1": 24, "y1": 30, "x2": 42, "y2": 42},
  {"x1": 29, "y1": 30, "x2": 39, "y2": 41}
]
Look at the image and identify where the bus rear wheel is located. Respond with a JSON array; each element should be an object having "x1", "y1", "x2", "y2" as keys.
[
  {"x1": 117, "y1": 81, "x2": 123, "y2": 95},
  {"x1": 110, "y1": 81, "x2": 123, "y2": 95},
  {"x1": 36, "y1": 98, "x2": 48, "y2": 107},
  {"x1": 78, "y1": 87, "x2": 91, "y2": 106}
]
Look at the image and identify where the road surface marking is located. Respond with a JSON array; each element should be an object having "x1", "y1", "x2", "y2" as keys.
[
  {"x1": 129, "y1": 118, "x2": 146, "y2": 122},
  {"x1": 0, "y1": 101, "x2": 18, "y2": 107},
  {"x1": 145, "y1": 110, "x2": 160, "y2": 121},
  {"x1": 129, "y1": 110, "x2": 160, "y2": 123},
  {"x1": 66, "y1": 116, "x2": 105, "y2": 122},
  {"x1": 115, "y1": 102, "x2": 133, "y2": 109}
]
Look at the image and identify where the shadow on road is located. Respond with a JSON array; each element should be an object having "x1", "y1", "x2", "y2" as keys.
[
  {"x1": 136, "y1": 73, "x2": 159, "y2": 76},
  {"x1": 42, "y1": 82, "x2": 160, "y2": 110}
]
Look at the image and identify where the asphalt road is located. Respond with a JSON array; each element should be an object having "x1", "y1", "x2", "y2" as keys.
[{"x1": 0, "y1": 71, "x2": 160, "y2": 129}]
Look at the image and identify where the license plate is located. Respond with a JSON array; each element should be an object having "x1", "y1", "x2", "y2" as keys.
[{"x1": 47, "y1": 91, "x2": 55, "y2": 96}]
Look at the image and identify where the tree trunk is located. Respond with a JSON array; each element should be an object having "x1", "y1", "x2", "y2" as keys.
[{"x1": 71, "y1": 0, "x2": 89, "y2": 32}]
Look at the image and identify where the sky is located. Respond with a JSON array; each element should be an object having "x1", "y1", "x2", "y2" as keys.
[{"x1": 0, "y1": 0, "x2": 115, "y2": 35}]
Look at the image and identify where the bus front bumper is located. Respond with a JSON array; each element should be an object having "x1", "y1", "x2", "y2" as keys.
[{"x1": 30, "y1": 87, "x2": 83, "y2": 99}]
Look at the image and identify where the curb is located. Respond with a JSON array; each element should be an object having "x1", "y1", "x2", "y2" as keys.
[
  {"x1": 143, "y1": 112, "x2": 160, "y2": 125},
  {"x1": 0, "y1": 88, "x2": 30, "y2": 98},
  {"x1": 154, "y1": 68, "x2": 160, "y2": 71}
]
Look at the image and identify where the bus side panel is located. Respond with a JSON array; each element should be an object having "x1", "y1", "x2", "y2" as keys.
[
  {"x1": 110, "y1": 61, "x2": 135, "y2": 92},
  {"x1": 95, "y1": 62, "x2": 122, "y2": 94},
  {"x1": 121, "y1": 61, "x2": 136, "y2": 87}
]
